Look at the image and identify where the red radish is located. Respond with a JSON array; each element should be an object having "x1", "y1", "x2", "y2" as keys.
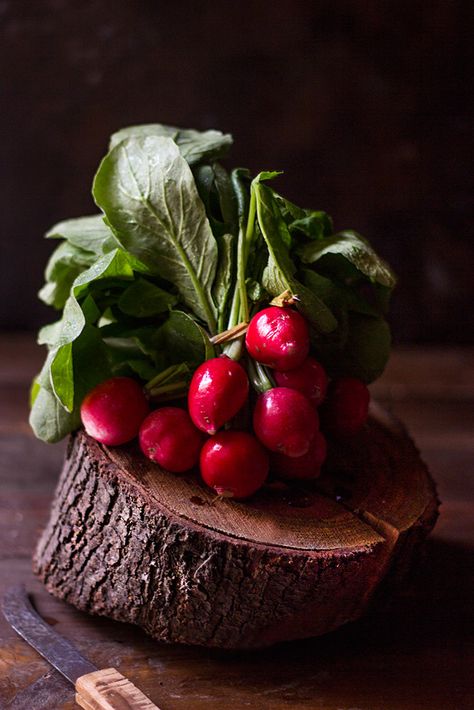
[
  {"x1": 322, "y1": 377, "x2": 370, "y2": 436},
  {"x1": 271, "y1": 430, "x2": 327, "y2": 480},
  {"x1": 274, "y1": 356, "x2": 328, "y2": 407},
  {"x1": 253, "y1": 387, "x2": 318, "y2": 457},
  {"x1": 80, "y1": 376, "x2": 149, "y2": 446},
  {"x1": 139, "y1": 407, "x2": 204, "y2": 473},
  {"x1": 188, "y1": 355, "x2": 249, "y2": 435},
  {"x1": 200, "y1": 431, "x2": 269, "y2": 499},
  {"x1": 245, "y1": 306, "x2": 309, "y2": 371}
]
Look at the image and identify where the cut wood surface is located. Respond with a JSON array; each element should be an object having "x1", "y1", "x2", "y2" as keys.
[
  {"x1": 33, "y1": 409, "x2": 438, "y2": 649},
  {"x1": 0, "y1": 336, "x2": 473, "y2": 709}
]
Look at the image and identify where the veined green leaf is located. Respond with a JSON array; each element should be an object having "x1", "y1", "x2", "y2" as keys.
[
  {"x1": 73, "y1": 248, "x2": 149, "y2": 299},
  {"x1": 71, "y1": 325, "x2": 112, "y2": 402},
  {"x1": 317, "y1": 313, "x2": 392, "y2": 383},
  {"x1": 254, "y1": 182, "x2": 337, "y2": 333},
  {"x1": 246, "y1": 277, "x2": 266, "y2": 303},
  {"x1": 213, "y1": 163, "x2": 238, "y2": 231},
  {"x1": 253, "y1": 171, "x2": 283, "y2": 184},
  {"x1": 110, "y1": 124, "x2": 178, "y2": 149},
  {"x1": 47, "y1": 249, "x2": 146, "y2": 410},
  {"x1": 50, "y1": 342, "x2": 74, "y2": 411},
  {"x1": 212, "y1": 233, "x2": 235, "y2": 331},
  {"x1": 301, "y1": 268, "x2": 382, "y2": 318},
  {"x1": 37, "y1": 320, "x2": 63, "y2": 346},
  {"x1": 156, "y1": 310, "x2": 215, "y2": 366},
  {"x1": 109, "y1": 124, "x2": 233, "y2": 165},
  {"x1": 274, "y1": 194, "x2": 333, "y2": 241},
  {"x1": 40, "y1": 293, "x2": 101, "y2": 348},
  {"x1": 301, "y1": 269, "x2": 344, "y2": 310},
  {"x1": 44, "y1": 241, "x2": 95, "y2": 280},
  {"x1": 118, "y1": 278, "x2": 177, "y2": 317},
  {"x1": 81, "y1": 293, "x2": 101, "y2": 323},
  {"x1": 30, "y1": 378, "x2": 41, "y2": 407},
  {"x1": 29, "y1": 384, "x2": 81, "y2": 443},
  {"x1": 39, "y1": 241, "x2": 97, "y2": 310},
  {"x1": 103, "y1": 327, "x2": 165, "y2": 371},
  {"x1": 297, "y1": 230, "x2": 396, "y2": 288},
  {"x1": 193, "y1": 163, "x2": 238, "y2": 237},
  {"x1": 30, "y1": 324, "x2": 112, "y2": 443},
  {"x1": 46, "y1": 215, "x2": 118, "y2": 253},
  {"x1": 194, "y1": 165, "x2": 215, "y2": 214},
  {"x1": 93, "y1": 136, "x2": 218, "y2": 332},
  {"x1": 289, "y1": 212, "x2": 333, "y2": 240},
  {"x1": 231, "y1": 168, "x2": 251, "y2": 221},
  {"x1": 125, "y1": 359, "x2": 159, "y2": 381},
  {"x1": 176, "y1": 129, "x2": 233, "y2": 165}
]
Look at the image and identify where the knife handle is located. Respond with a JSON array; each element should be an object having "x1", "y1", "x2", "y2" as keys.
[{"x1": 75, "y1": 667, "x2": 161, "y2": 709}]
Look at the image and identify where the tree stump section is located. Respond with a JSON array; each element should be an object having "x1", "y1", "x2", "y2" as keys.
[{"x1": 33, "y1": 404, "x2": 438, "y2": 649}]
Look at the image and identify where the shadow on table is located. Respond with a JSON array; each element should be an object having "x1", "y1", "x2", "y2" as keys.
[
  {"x1": 198, "y1": 537, "x2": 474, "y2": 709},
  {"x1": 6, "y1": 538, "x2": 472, "y2": 709}
]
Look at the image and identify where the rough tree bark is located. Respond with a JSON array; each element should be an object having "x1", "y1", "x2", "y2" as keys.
[{"x1": 34, "y1": 406, "x2": 438, "y2": 649}]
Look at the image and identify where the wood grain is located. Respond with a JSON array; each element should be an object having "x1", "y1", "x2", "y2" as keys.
[
  {"x1": 0, "y1": 337, "x2": 472, "y2": 709},
  {"x1": 32, "y1": 413, "x2": 437, "y2": 649},
  {"x1": 76, "y1": 667, "x2": 160, "y2": 709}
]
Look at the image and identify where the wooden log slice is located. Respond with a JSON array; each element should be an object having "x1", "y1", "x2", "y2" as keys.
[{"x1": 33, "y1": 404, "x2": 439, "y2": 649}]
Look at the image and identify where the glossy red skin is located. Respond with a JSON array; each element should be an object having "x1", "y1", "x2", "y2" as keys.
[
  {"x1": 322, "y1": 377, "x2": 370, "y2": 436},
  {"x1": 80, "y1": 377, "x2": 149, "y2": 446},
  {"x1": 274, "y1": 356, "x2": 328, "y2": 407},
  {"x1": 200, "y1": 431, "x2": 269, "y2": 499},
  {"x1": 253, "y1": 387, "x2": 319, "y2": 457},
  {"x1": 271, "y1": 430, "x2": 327, "y2": 480},
  {"x1": 139, "y1": 407, "x2": 205, "y2": 473},
  {"x1": 188, "y1": 356, "x2": 249, "y2": 435},
  {"x1": 245, "y1": 306, "x2": 310, "y2": 372}
]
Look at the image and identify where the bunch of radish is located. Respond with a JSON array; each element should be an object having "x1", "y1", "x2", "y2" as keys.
[{"x1": 80, "y1": 305, "x2": 370, "y2": 500}]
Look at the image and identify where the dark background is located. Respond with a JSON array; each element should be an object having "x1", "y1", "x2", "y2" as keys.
[{"x1": 1, "y1": 0, "x2": 472, "y2": 343}]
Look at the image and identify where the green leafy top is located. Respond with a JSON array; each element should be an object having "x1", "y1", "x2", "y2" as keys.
[
  {"x1": 109, "y1": 124, "x2": 233, "y2": 165},
  {"x1": 92, "y1": 136, "x2": 219, "y2": 332},
  {"x1": 30, "y1": 123, "x2": 396, "y2": 443}
]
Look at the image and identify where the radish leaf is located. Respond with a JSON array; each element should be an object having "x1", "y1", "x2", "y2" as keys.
[{"x1": 93, "y1": 136, "x2": 218, "y2": 333}]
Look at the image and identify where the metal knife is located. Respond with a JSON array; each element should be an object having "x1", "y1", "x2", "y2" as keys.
[{"x1": 2, "y1": 585, "x2": 160, "y2": 709}]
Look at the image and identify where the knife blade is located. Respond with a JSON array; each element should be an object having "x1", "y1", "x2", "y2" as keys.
[
  {"x1": 2, "y1": 585, "x2": 97, "y2": 684},
  {"x1": 2, "y1": 585, "x2": 161, "y2": 709},
  {"x1": 6, "y1": 669, "x2": 72, "y2": 709}
]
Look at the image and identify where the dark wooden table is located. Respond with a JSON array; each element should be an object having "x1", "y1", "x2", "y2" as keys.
[{"x1": 1, "y1": 336, "x2": 473, "y2": 709}]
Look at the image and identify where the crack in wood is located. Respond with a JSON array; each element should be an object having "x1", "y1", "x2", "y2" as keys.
[{"x1": 33, "y1": 411, "x2": 438, "y2": 649}]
